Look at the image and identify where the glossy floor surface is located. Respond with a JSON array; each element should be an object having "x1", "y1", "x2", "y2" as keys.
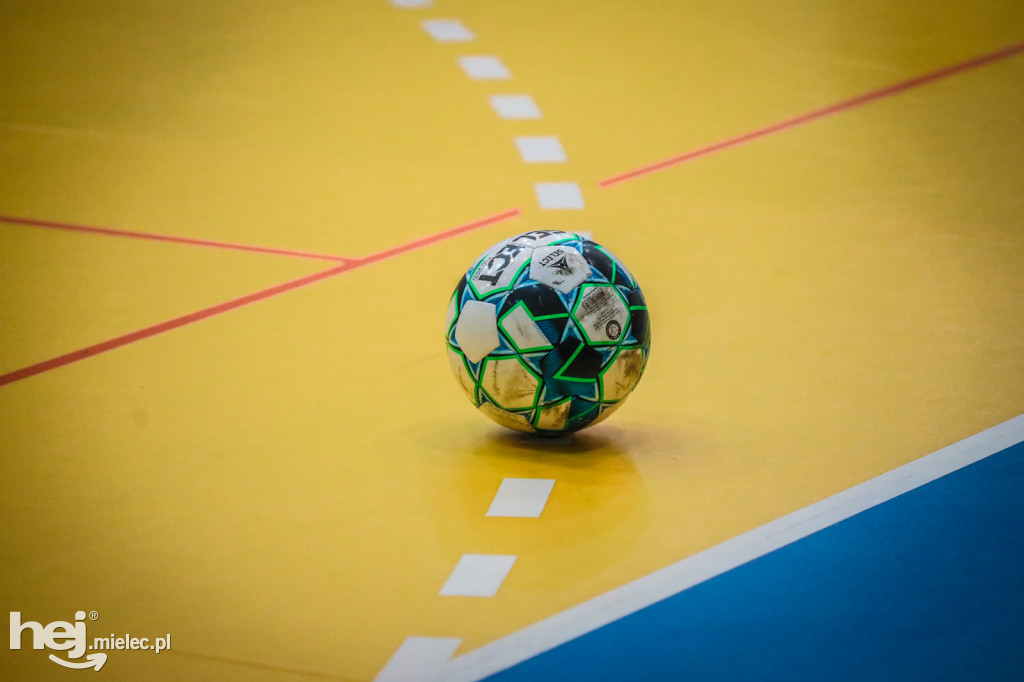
[{"x1": 2, "y1": 1, "x2": 1023, "y2": 680}]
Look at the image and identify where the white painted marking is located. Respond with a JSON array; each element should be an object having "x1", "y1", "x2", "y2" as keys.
[
  {"x1": 440, "y1": 554, "x2": 517, "y2": 597},
  {"x1": 487, "y1": 478, "x2": 556, "y2": 518},
  {"x1": 430, "y1": 413, "x2": 1024, "y2": 681},
  {"x1": 453, "y1": 299, "x2": 500, "y2": 364},
  {"x1": 489, "y1": 94, "x2": 542, "y2": 119},
  {"x1": 423, "y1": 19, "x2": 475, "y2": 42},
  {"x1": 515, "y1": 136, "x2": 567, "y2": 163},
  {"x1": 376, "y1": 637, "x2": 461, "y2": 682},
  {"x1": 534, "y1": 182, "x2": 585, "y2": 209},
  {"x1": 458, "y1": 56, "x2": 511, "y2": 80},
  {"x1": 390, "y1": 0, "x2": 432, "y2": 8}
]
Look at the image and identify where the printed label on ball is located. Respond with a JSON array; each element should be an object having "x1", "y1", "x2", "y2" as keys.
[
  {"x1": 573, "y1": 285, "x2": 629, "y2": 345},
  {"x1": 471, "y1": 231, "x2": 573, "y2": 297},
  {"x1": 529, "y1": 245, "x2": 591, "y2": 294},
  {"x1": 537, "y1": 249, "x2": 569, "y2": 269}
]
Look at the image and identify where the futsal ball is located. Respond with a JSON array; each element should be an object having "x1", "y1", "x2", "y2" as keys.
[{"x1": 445, "y1": 230, "x2": 651, "y2": 435}]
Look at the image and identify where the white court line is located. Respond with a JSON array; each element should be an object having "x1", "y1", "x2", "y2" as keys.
[
  {"x1": 487, "y1": 478, "x2": 556, "y2": 518},
  {"x1": 390, "y1": 0, "x2": 432, "y2": 7},
  {"x1": 534, "y1": 182, "x2": 585, "y2": 209},
  {"x1": 429, "y1": 413, "x2": 1024, "y2": 681},
  {"x1": 490, "y1": 95, "x2": 542, "y2": 120},
  {"x1": 423, "y1": 19, "x2": 475, "y2": 42},
  {"x1": 515, "y1": 136, "x2": 567, "y2": 163},
  {"x1": 459, "y1": 56, "x2": 511, "y2": 80},
  {"x1": 440, "y1": 554, "x2": 518, "y2": 597},
  {"x1": 375, "y1": 637, "x2": 461, "y2": 682}
]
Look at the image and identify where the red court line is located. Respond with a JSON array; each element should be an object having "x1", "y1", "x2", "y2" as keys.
[
  {"x1": 0, "y1": 263, "x2": 351, "y2": 387},
  {"x1": 354, "y1": 208, "x2": 521, "y2": 266},
  {"x1": 0, "y1": 214, "x2": 351, "y2": 263},
  {"x1": 0, "y1": 208, "x2": 520, "y2": 387},
  {"x1": 599, "y1": 40, "x2": 1024, "y2": 187}
]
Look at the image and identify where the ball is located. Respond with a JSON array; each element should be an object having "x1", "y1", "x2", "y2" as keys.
[{"x1": 445, "y1": 230, "x2": 651, "y2": 435}]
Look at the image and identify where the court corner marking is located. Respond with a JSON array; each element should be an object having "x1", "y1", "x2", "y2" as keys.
[
  {"x1": 0, "y1": 214, "x2": 354, "y2": 263},
  {"x1": 376, "y1": 637, "x2": 462, "y2": 682},
  {"x1": 418, "y1": 413, "x2": 1024, "y2": 681},
  {"x1": 0, "y1": 208, "x2": 521, "y2": 388}
]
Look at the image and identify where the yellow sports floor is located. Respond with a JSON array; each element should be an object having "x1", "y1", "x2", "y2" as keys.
[{"x1": 2, "y1": 1, "x2": 1023, "y2": 679}]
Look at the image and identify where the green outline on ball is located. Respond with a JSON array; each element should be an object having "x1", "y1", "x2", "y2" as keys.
[
  {"x1": 497, "y1": 300, "x2": 566, "y2": 354},
  {"x1": 569, "y1": 282, "x2": 632, "y2": 347},
  {"x1": 447, "y1": 344, "x2": 481, "y2": 406},
  {"x1": 596, "y1": 244, "x2": 637, "y2": 288},
  {"x1": 570, "y1": 400, "x2": 601, "y2": 427},
  {"x1": 532, "y1": 395, "x2": 573, "y2": 431},
  {"x1": 551, "y1": 341, "x2": 592, "y2": 384},
  {"x1": 591, "y1": 243, "x2": 618, "y2": 285},
  {"x1": 446, "y1": 340, "x2": 488, "y2": 404},
  {"x1": 477, "y1": 354, "x2": 543, "y2": 412}
]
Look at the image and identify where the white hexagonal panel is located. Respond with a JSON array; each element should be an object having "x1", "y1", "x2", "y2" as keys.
[
  {"x1": 447, "y1": 347, "x2": 478, "y2": 405},
  {"x1": 478, "y1": 402, "x2": 536, "y2": 433},
  {"x1": 572, "y1": 284, "x2": 630, "y2": 345},
  {"x1": 600, "y1": 347, "x2": 645, "y2": 402},
  {"x1": 499, "y1": 302, "x2": 553, "y2": 352},
  {"x1": 454, "y1": 300, "x2": 500, "y2": 363},
  {"x1": 480, "y1": 357, "x2": 539, "y2": 410},
  {"x1": 529, "y1": 245, "x2": 591, "y2": 294}
]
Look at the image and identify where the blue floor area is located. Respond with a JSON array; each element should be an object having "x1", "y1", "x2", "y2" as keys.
[{"x1": 488, "y1": 440, "x2": 1024, "y2": 681}]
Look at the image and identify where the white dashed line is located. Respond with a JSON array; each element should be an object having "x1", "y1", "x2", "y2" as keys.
[
  {"x1": 515, "y1": 136, "x2": 567, "y2": 163},
  {"x1": 534, "y1": 182, "x2": 586, "y2": 209},
  {"x1": 389, "y1": 0, "x2": 432, "y2": 7},
  {"x1": 440, "y1": 554, "x2": 517, "y2": 597},
  {"x1": 489, "y1": 94, "x2": 542, "y2": 119},
  {"x1": 487, "y1": 478, "x2": 556, "y2": 518},
  {"x1": 434, "y1": 414, "x2": 1024, "y2": 682},
  {"x1": 458, "y1": 56, "x2": 511, "y2": 80},
  {"x1": 375, "y1": 637, "x2": 461, "y2": 682},
  {"x1": 423, "y1": 19, "x2": 475, "y2": 42},
  {"x1": 380, "y1": 10, "x2": 580, "y2": 678}
]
